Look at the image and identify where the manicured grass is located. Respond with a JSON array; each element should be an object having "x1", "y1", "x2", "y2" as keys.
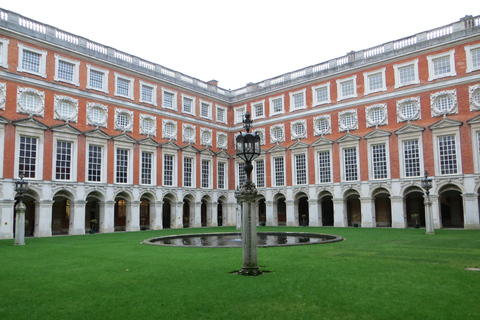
[{"x1": 1, "y1": 227, "x2": 479, "y2": 320}]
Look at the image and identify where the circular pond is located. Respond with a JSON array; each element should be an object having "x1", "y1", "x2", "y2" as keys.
[{"x1": 142, "y1": 232, "x2": 343, "y2": 248}]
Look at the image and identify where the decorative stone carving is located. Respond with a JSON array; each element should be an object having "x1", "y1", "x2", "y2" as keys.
[
  {"x1": 17, "y1": 86, "x2": 45, "y2": 117},
  {"x1": 469, "y1": 84, "x2": 480, "y2": 111},
  {"x1": 0, "y1": 82, "x2": 6, "y2": 110},
  {"x1": 162, "y1": 119, "x2": 177, "y2": 140},
  {"x1": 200, "y1": 128, "x2": 213, "y2": 147},
  {"x1": 217, "y1": 132, "x2": 228, "y2": 149},
  {"x1": 54, "y1": 95, "x2": 78, "y2": 123},
  {"x1": 291, "y1": 119, "x2": 307, "y2": 140},
  {"x1": 140, "y1": 114, "x2": 157, "y2": 137},
  {"x1": 338, "y1": 109, "x2": 358, "y2": 132},
  {"x1": 270, "y1": 124, "x2": 285, "y2": 143},
  {"x1": 313, "y1": 114, "x2": 331, "y2": 136},
  {"x1": 114, "y1": 108, "x2": 134, "y2": 132},
  {"x1": 430, "y1": 89, "x2": 457, "y2": 117},
  {"x1": 366, "y1": 103, "x2": 388, "y2": 127},
  {"x1": 254, "y1": 128, "x2": 266, "y2": 145},
  {"x1": 182, "y1": 123, "x2": 196, "y2": 144},
  {"x1": 86, "y1": 102, "x2": 108, "y2": 128},
  {"x1": 397, "y1": 97, "x2": 421, "y2": 123}
]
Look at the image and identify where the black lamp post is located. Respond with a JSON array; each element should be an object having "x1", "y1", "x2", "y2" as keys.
[
  {"x1": 14, "y1": 172, "x2": 29, "y2": 245},
  {"x1": 421, "y1": 171, "x2": 434, "y2": 234},
  {"x1": 235, "y1": 112, "x2": 262, "y2": 276}
]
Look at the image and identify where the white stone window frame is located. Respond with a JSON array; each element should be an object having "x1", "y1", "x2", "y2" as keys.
[
  {"x1": 469, "y1": 123, "x2": 480, "y2": 173},
  {"x1": 270, "y1": 153, "x2": 286, "y2": 187},
  {"x1": 182, "y1": 123, "x2": 196, "y2": 144},
  {"x1": 86, "y1": 64, "x2": 109, "y2": 94},
  {"x1": 181, "y1": 94, "x2": 196, "y2": 116},
  {"x1": 114, "y1": 73, "x2": 135, "y2": 100},
  {"x1": 54, "y1": 95, "x2": 79, "y2": 123},
  {"x1": 397, "y1": 132, "x2": 424, "y2": 179},
  {"x1": 200, "y1": 127, "x2": 213, "y2": 147},
  {"x1": 182, "y1": 152, "x2": 196, "y2": 188},
  {"x1": 114, "y1": 108, "x2": 134, "y2": 133},
  {"x1": 139, "y1": 80, "x2": 157, "y2": 106},
  {"x1": 465, "y1": 43, "x2": 480, "y2": 73},
  {"x1": 139, "y1": 145, "x2": 157, "y2": 186},
  {"x1": 17, "y1": 86, "x2": 45, "y2": 117},
  {"x1": 336, "y1": 75, "x2": 357, "y2": 101},
  {"x1": 432, "y1": 127, "x2": 462, "y2": 176},
  {"x1": 312, "y1": 82, "x2": 331, "y2": 106},
  {"x1": 291, "y1": 119, "x2": 307, "y2": 140},
  {"x1": 17, "y1": 43, "x2": 47, "y2": 78},
  {"x1": 86, "y1": 102, "x2": 108, "y2": 128},
  {"x1": 430, "y1": 89, "x2": 457, "y2": 118},
  {"x1": 200, "y1": 156, "x2": 213, "y2": 189},
  {"x1": 199, "y1": 100, "x2": 212, "y2": 120},
  {"x1": 0, "y1": 121, "x2": 5, "y2": 178},
  {"x1": 0, "y1": 82, "x2": 6, "y2": 110},
  {"x1": 470, "y1": 84, "x2": 480, "y2": 111},
  {"x1": 0, "y1": 38, "x2": 10, "y2": 69},
  {"x1": 85, "y1": 137, "x2": 108, "y2": 184},
  {"x1": 364, "y1": 68, "x2": 387, "y2": 95},
  {"x1": 161, "y1": 87, "x2": 177, "y2": 111},
  {"x1": 291, "y1": 150, "x2": 309, "y2": 186},
  {"x1": 270, "y1": 124, "x2": 285, "y2": 144},
  {"x1": 269, "y1": 94, "x2": 285, "y2": 116},
  {"x1": 14, "y1": 126, "x2": 45, "y2": 181},
  {"x1": 52, "y1": 132, "x2": 78, "y2": 182},
  {"x1": 54, "y1": 54, "x2": 80, "y2": 86},
  {"x1": 338, "y1": 109, "x2": 358, "y2": 132},
  {"x1": 427, "y1": 49, "x2": 456, "y2": 81},
  {"x1": 393, "y1": 59, "x2": 420, "y2": 88},
  {"x1": 367, "y1": 137, "x2": 391, "y2": 181},
  {"x1": 254, "y1": 128, "x2": 266, "y2": 146},
  {"x1": 162, "y1": 119, "x2": 177, "y2": 140},
  {"x1": 339, "y1": 140, "x2": 360, "y2": 182},
  {"x1": 217, "y1": 160, "x2": 228, "y2": 190},
  {"x1": 251, "y1": 100, "x2": 265, "y2": 120},
  {"x1": 216, "y1": 105, "x2": 227, "y2": 123},
  {"x1": 289, "y1": 88, "x2": 307, "y2": 112},
  {"x1": 114, "y1": 141, "x2": 134, "y2": 185},
  {"x1": 366, "y1": 103, "x2": 388, "y2": 128},
  {"x1": 162, "y1": 151, "x2": 177, "y2": 187},
  {"x1": 313, "y1": 114, "x2": 332, "y2": 136},
  {"x1": 314, "y1": 145, "x2": 333, "y2": 184},
  {"x1": 216, "y1": 131, "x2": 228, "y2": 149},
  {"x1": 140, "y1": 114, "x2": 157, "y2": 137},
  {"x1": 234, "y1": 105, "x2": 247, "y2": 125},
  {"x1": 396, "y1": 97, "x2": 421, "y2": 123}
]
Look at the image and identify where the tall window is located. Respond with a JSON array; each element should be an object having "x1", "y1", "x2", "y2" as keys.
[
  {"x1": 19, "y1": 136, "x2": 37, "y2": 178},
  {"x1": 256, "y1": 159, "x2": 265, "y2": 188},
  {"x1": 141, "y1": 151, "x2": 153, "y2": 185},
  {"x1": 88, "y1": 145, "x2": 102, "y2": 182},
  {"x1": 372, "y1": 144, "x2": 387, "y2": 179},
  {"x1": 164, "y1": 154, "x2": 174, "y2": 186},
  {"x1": 55, "y1": 141, "x2": 72, "y2": 180},
  {"x1": 344, "y1": 147, "x2": 358, "y2": 181},
  {"x1": 116, "y1": 149, "x2": 129, "y2": 183},
  {"x1": 438, "y1": 135, "x2": 458, "y2": 175},
  {"x1": 274, "y1": 157, "x2": 285, "y2": 186},
  {"x1": 184, "y1": 157, "x2": 193, "y2": 187},
  {"x1": 218, "y1": 162, "x2": 225, "y2": 189},
  {"x1": 403, "y1": 140, "x2": 421, "y2": 177},
  {"x1": 318, "y1": 150, "x2": 331, "y2": 183},
  {"x1": 216, "y1": 106, "x2": 226, "y2": 123},
  {"x1": 295, "y1": 154, "x2": 307, "y2": 185},
  {"x1": 238, "y1": 162, "x2": 246, "y2": 187},
  {"x1": 201, "y1": 160, "x2": 210, "y2": 188}
]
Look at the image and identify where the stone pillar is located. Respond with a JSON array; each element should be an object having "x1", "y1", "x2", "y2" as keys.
[
  {"x1": 463, "y1": 193, "x2": 480, "y2": 229},
  {"x1": 333, "y1": 198, "x2": 347, "y2": 227},
  {"x1": 286, "y1": 199, "x2": 295, "y2": 226},
  {"x1": 424, "y1": 197, "x2": 435, "y2": 234},
  {"x1": 390, "y1": 196, "x2": 406, "y2": 228},
  {"x1": 14, "y1": 201, "x2": 26, "y2": 245},
  {"x1": 174, "y1": 201, "x2": 183, "y2": 229},
  {"x1": 236, "y1": 201, "x2": 242, "y2": 230},
  {"x1": 101, "y1": 200, "x2": 115, "y2": 233},
  {"x1": 360, "y1": 197, "x2": 375, "y2": 228},
  {"x1": 265, "y1": 200, "x2": 275, "y2": 226},
  {"x1": 430, "y1": 195, "x2": 441, "y2": 229},
  {"x1": 211, "y1": 201, "x2": 218, "y2": 227},
  {"x1": 151, "y1": 201, "x2": 163, "y2": 230},
  {"x1": 126, "y1": 200, "x2": 140, "y2": 232},
  {"x1": 308, "y1": 199, "x2": 321, "y2": 227},
  {"x1": 0, "y1": 200, "x2": 15, "y2": 239},
  {"x1": 36, "y1": 200, "x2": 53, "y2": 237},
  {"x1": 69, "y1": 200, "x2": 86, "y2": 235}
]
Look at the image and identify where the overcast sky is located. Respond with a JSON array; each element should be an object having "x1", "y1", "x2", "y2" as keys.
[{"x1": 1, "y1": 0, "x2": 478, "y2": 89}]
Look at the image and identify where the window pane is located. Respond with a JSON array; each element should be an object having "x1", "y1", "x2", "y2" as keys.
[
  {"x1": 295, "y1": 154, "x2": 306, "y2": 184},
  {"x1": 403, "y1": 140, "x2": 420, "y2": 177},
  {"x1": 318, "y1": 150, "x2": 331, "y2": 183},
  {"x1": 255, "y1": 159, "x2": 265, "y2": 187},
  {"x1": 438, "y1": 135, "x2": 457, "y2": 175},
  {"x1": 88, "y1": 145, "x2": 102, "y2": 182},
  {"x1": 274, "y1": 157, "x2": 285, "y2": 186},
  {"x1": 344, "y1": 147, "x2": 357, "y2": 181},
  {"x1": 164, "y1": 155, "x2": 173, "y2": 185},
  {"x1": 141, "y1": 152, "x2": 152, "y2": 184},
  {"x1": 184, "y1": 157, "x2": 192, "y2": 187},
  {"x1": 56, "y1": 141, "x2": 72, "y2": 180},
  {"x1": 22, "y1": 50, "x2": 41, "y2": 73},
  {"x1": 58, "y1": 60, "x2": 74, "y2": 82},
  {"x1": 19, "y1": 136, "x2": 38, "y2": 178},
  {"x1": 372, "y1": 144, "x2": 387, "y2": 179},
  {"x1": 116, "y1": 149, "x2": 129, "y2": 183}
]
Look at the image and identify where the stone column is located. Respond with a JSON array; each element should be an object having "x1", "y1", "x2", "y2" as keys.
[
  {"x1": 265, "y1": 200, "x2": 275, "y2": 226},
  {"x1": 0, "y1": 200, "x2": 15, "y2": 239},
  {"x1": 424, "y1": 197, "x2": 434, "y2": 234},
  {"x1": 174, "y1": 201, "x2": 183, "y2": 229},
  {"x1": 286, "y1": 199, "x2": 295, "y2": 226},
  {"x1": 69, "y1": 200, "x2": 86, "y2": 235},
  {"x1": 463, "y1": 193, "x2": 480, "y2": 229},
  {"x1": 211, "y1": 201, "x2": 218, "y2": 227},
  {"x1": 14, "y1": 201, "x2": 26, "y2": 245},
  {"x1": 236, "y1": 201, "x2": 242, "y2": 230},
  {"x1": 430, "y1": 195, "x2": 440, "y2": 229},
  {"x1": 333, "y1": 198, "x2": 347, "y2": 227},
  {"x1": 360, "y1": 197, "x2": 375, "y2": 228},
  {"x1": 308, "y1": 199, "x2": 321, "y2": 227},
  {"x1": 100, "y1": 200, "x2": 115, "y2": 233},
  {"x1": 151, "y1": 201, "x2": 163, "y2": 230},
  {"x1": 390, "y1": 196, "x2": 406, "y2": 228},
  {"x1": 36, "y1": 200, "x2": 53, "y2": 237},
  {"x1": 126, "y1": 200, "x2": 140, "y2": 232}
]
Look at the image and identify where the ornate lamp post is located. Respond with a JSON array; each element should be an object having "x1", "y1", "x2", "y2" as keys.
[
  {"x1": 421, "y1": 171, "x2": 434, "y2": 235},
  {"x1": 235, "y1": 112, "x2": 262, "y2": 276},
  {"x1": 14, "y1": 172, "x2": 29, "y2": 245}
]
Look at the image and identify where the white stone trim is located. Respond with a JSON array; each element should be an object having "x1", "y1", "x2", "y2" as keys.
[
  {"x1": 289, "y1": 88, "x2": 307, "y2": 112},
  {"x1": 52, "y1": 132, "x2": 78, "y2": 182},
  {"x1": 251, "y1": 100, "x2": 265, "y2": 120},
  {"x1": 338, "y1": 109, "x2": 358, "y2": 132},
  {"x1": 200, "y1": 127, "x2": 213, "y2": 147},
  {"x1": 139, "y1": 80, "x2": 157, "y2": 106},
  {"x1": 182, "y1": 123, "x2": 196, "y2": 144},
  {"x1": 216, "y1": 132, "x2": 228, "y2": 149},
  {"x1": 270, "y1": 124, "x2": 285, "y2": 144},
  {"x1": 393, "y1": 59, "x2": 420, "y2": 88},
  {"x1": 86, "y1": 64, "x2": 109, "y2": 94},
  {"x1": 254, "y1": 128, "x2": 266, "y2": 146},
  {"x1": 54, "y1": 94, "x2": 79, "y2": 123},
  {"x1": 336, "y1": 75, "x2": 357, "y2": 101},
  {"x1": 367, "y1": 137, "x2": 391, "y2": 181},
  {"x1": 199, "y1": 100, "x2": 212, "y2": 120},
  {"x1": 465, "y1": 43, "x2": 480, "y2": 73},
  {"x1": 86, "y1": 102, "x2": 108, "y2": 128},
  {"x1": 431, "y1": 126, "x2": 462, "y2": 176},
  {"x1": 269, "y1": 94, "x2": 285, "y2": 116},
  {"x1": 14, "y1": 126, "x2": 45, "y2": 180},
  {"x1": 161, "y1": 87, "x2": 177, "y2": 111},
  {"x1": 430, "y1": 89, "x2": 457, "y2": 117},
  {"x1": 17, "y1": 42, "x2": 47, "y2": 78},
  {"x1": 216, "y1": 105, "x2": 227, "y2": 123},
  {"x1": 397, "y1": 131, "x2": 424, "y2": 179},
  {"x1": 54, "y1": 54, "x2": 80, "y2": 86},
  {"x1": 114, "y1": 72, "x2": 135, "y2": 100},
  {"x1": 290, "y1": 119, "x2": 307, "y2": 140},
  {"x1": 427, "y1": 49, "x2": 456, "y2": 81},
  {"x1": 396, "y1": 97, "x2": 421, "y2": 123},
  {"x1": 363, "y1": 67, "x2": 387, "y2": 95},
  {"x1": 0, "y1": 82, "x2": 6, "y2": 110},
  {"x1": 85, "y1": 137, "x2": 108, "y2": 184},
  {"x1": 313, "y1": 114, "x2": 332, "y2": 136},
  {"x1": 17, "y1": 86, "x2": 45, "y2": 117},
  {"x1": 366, "y1": 103, "x2": 388, "y2": 128},
  {"x1": 114, "y1": 108, "x2": 134, "y2": 132},
  {"x1": 0, "y1": 38, "x2": 10, "y2": 69},
  {"x1": 162, "y1": 119, "x2": 177, "y2": 140},
  {"x1": 139, "y1": 145, "x2": 157, "y2": 186},
  {"x1": 469, "y1": 84, "x2": 480, "y2": 111},
  {"x1": 139, "y1": 114, "x2": 157, "y2": 137},
  {"x1": 312, "y1": 82, "x2": 331, "y2": 106},
  {"x1": 114, "y1": 141, "x2": 134, "y2": 185},
  {"x1": 234, "y1": 105, "x2": 246, "y2": 124},
  {"x1": 181, "y1": 93, "x2": 196, "y2": 116}
]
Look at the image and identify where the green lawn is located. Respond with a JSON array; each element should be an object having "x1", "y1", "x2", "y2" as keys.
[{"x1": 1, "y1": 227, "x2": 479, "y2": 320}]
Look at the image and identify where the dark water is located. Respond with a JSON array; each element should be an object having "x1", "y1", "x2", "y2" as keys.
[{"x1": 142, "y1": 232, "x2": 343, "y2": 247}]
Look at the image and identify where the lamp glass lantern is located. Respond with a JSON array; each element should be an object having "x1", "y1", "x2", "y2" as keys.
[
  {"x1": 15, "y1": 172, "x2": 29, "y2": 195},
  {"x1": 421, "y1": 171, "x2": 433, "y2": 195},
  {"x1": 235, "y1": 112, "x2": 261, "y2": 183}
]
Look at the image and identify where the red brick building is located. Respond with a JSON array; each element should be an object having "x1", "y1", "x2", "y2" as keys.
[{"x1": 1, "y1": 9, "x2": 479, "y2": 238}]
